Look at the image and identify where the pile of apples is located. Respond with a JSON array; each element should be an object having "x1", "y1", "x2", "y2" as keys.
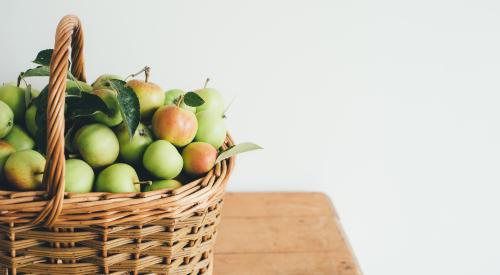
[{"x1": 0, "y1": 68, "x2": 233, "y2": 194}]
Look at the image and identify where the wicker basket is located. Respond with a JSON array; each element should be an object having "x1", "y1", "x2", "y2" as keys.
[{"x1": 0, "y1": 15, "x2": 235, "y2": 275}]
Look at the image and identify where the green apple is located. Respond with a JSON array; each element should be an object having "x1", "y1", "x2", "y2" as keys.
[
  {"x1": 0, "y1": 84, "x2": 26, "y2": 122},
  {"x1": 25, "y1": 104, "x2": 38, "y2": 136},
  {"x1": 66, "y1": 80, "x2": 92, "y2": 94},
  {"x1": 4, "y1": 125, "x2": 34, "y2": 151},
  {"x1": 0, "y1": 100, "x2": 14, "y2": 138},
  {"x1": 152, "y1": 105, "x2": 198, "y2": 147},
  {"x1": 73, "y1": 123, "x2": 119, "y2": 168},
  {"x1": 195, "y1": 111, "x2": 227, "y2": 149},
  {"x1": 127, "y1": 79, "x2": 165, "y2": 121},
  {"x1": 95, "y1": 163, "x2": 139, "y2": 193},
  {"x1": 0, "y1": 141, "x2": 15, "y2": 181},
  {"x1": 4, "y1": 150, "x2": 45, "y2": 191},
  {"x1": 144, "y1": 179, "x2": 182, "y2": 191},
  {"x1": 65, "y1": 159, "x2": 94, "y2": 193},
  {"x1": 194, "y1": 88, "x2": 224, "y2": 114},
  {"x1": 115, "y1": 123, "x2": 153, "y2": 165},
  {"x1": 143, "y1": 140, "x2": 183, "y2": 179},
  {"x1": 92, "y1": 74, "x2": 123, "y2": 89},
  {"x1": 182, "y1": 142, "x2": 217, "y2": 175},
  {"x1": 90, "y1": 89, "x2": 123, "y2": 127},
  {"x1": 164, "y1": 89, "x2": 196, "y2": 113},
  {"x1": 30, "y1": 87, "x2": 41, "y2": 99}
]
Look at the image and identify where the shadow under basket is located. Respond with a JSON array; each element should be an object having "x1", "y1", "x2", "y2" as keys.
[{"x1": 0, "y1": 15, "x2": 235, "y2": 275}]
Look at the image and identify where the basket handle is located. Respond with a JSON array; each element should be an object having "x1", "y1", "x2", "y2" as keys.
[{"x1": 32, "y1": 15, "x2": 87, "y2": 226}]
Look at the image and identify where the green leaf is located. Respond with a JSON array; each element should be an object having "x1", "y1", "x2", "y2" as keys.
[
  {"x1": 33, "y1": 49, "x2": 53, "y2": 66},
  {"x1": 216, "y1": 142, "x2": 262, "y2": 163},
  {"x1": 21, "y1": 66, "x2": 50, "y2": 78},
  {"x1": 66, "y1": 92, "x2": 109, "y2": 119},
  {"x1": 109, "y1": 79, "x2": 140, "y2": 138},
  {"x1": 184, "y1": 92, "x2": 205, "y2": 107}
]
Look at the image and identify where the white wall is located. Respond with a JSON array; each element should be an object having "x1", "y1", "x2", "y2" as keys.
[{"x1": 1, "y1": 1, "x2": 499, "y2": 274}]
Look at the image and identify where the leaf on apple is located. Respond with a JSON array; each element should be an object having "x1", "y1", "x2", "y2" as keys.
[
  {"x1": 108, "y1": 79, "x2": 140, "y2": 138},
  {"x1": 184, "y1": 92, "x2": 205, "y2": 107},
  {"x1": 215, "y1": 142, "x2": 262, "y2": 163},
  {"x1": 33, "y1": 49, "x2": 53, "y2": 66},
  {"x1": 66, "y1": 92, "x2": 109, "y2": 119},
  {"x1": 20, "y1": 66, "x2": 51, "y2": 78}
]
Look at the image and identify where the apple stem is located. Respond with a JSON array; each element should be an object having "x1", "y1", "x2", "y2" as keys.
[
  {"x1": 125, "y1": 66, "x2": 151, "y2": 82},
  {"x1": 204, "y1": 78, "x2": 210, "y2": 88},
  {"x1": 176, "y1": 95, "x2": 185, "y2": 107},
  {"x1": 144, "y1": 67, "x2": 151, "y2": 83}
]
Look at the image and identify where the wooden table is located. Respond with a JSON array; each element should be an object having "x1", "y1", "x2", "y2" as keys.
[{"x1": 213, "y1": 192, "x2": 362, "y2": 275}]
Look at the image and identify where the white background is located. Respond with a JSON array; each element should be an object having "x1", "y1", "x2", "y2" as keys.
[{"x1": 1, "y1": 1, "x2": 499, "y2": 274}]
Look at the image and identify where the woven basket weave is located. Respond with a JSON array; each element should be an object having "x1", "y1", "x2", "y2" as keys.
[{"x1": 0, "y1": 15, "x2": 235, "y2": 275}]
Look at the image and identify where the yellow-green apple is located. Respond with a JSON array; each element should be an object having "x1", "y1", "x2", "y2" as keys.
[
  {"x1": 152, "y1": 105, "x2": 197, "y2": 147},
  {"x1": 0, "y1": 141, "x2": 15, "y2": 181},
  {"x1": 4, "y1": 150, "x2": 45, "y2": 191},
  {"x1": 92, "y1": 74, "x2": 123, "y2": 89},
  {"x1": 66, "y1": 80, "x2": 92, "y2": 93},
  {"x1": 65, "y1": 159, "x2": 94, "y2": 193},
  {"x1": 144, "y1": 179, "x2": 182, "y2": 191},
  {"x1": 182, "y1": 142, "x2": 217, "y2": 175},
  {"x1": 4, "y1": 126, "x2": 34, "y2": 151},
  {"x1": 164, "y1": 89, "x2": 196, "y2": 113},
  {"x1": 95, "y1": 163, "x2": 139, "y2": 193},
  {"x1": 30, "y1": 87, "x2": 41, "y2": 98},
  {"x1": 73, "y1": 123, "x2": 119, "y2": 168},
  {"x1": 25, "y1": 104, "x2": 38, "y2": 136},
  {"x1": 90, "y1": 88, "x2": 123, "y2": 127},
  {"x1": 195, "y1": 111, "x2": 227, "y2": 149},
  {"x1": 127, "y1": 79, "x2": 165, "y2": 121},
  {"x1": 115, "y1": 123, "x2": 153, "y2": 165},
  {"x1": 0, "y1": 84, "x2": 26, "y2": 122},
  {"x1": 143, "y1": 140, "x2": 183, "y2": 179},
  {"x1": 194, "y1": 88, "x2": 224, "y2": 114},
  {"x1": 0, "y1": 100, "x2": 14, "y2": 138}
]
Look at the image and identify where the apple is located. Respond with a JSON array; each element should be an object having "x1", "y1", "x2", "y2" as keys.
[
  {"x1": 0, "y1": 141, "x2": 15, "y2": 181},
  {"x1": 164, "y1": 89, "x2": 196, "y2": 113},
  {"x1": 115, "y1": 123, "x2": 153, "y2": 165},
  {"x1": 92, "y1": 74, "x2": 123, "y2": 89},
  {"x1": 127, "y1": 79, "x2": 165, "y2": 121},
  {"x1": 4, "y1": 150, "x2": 45, "y2": 191},
  {"x1": 66, "y1": 80, "x2": 92, "y2": 94},
  {"x1": 30, "y1": 87, "x2": 41, "y2": 99},
  {"x1": 25, "y1": 104, "x2": 38, "y2": 136},
  {"x1": 0, "y1": 100, "x2": 14, "y2": 138},
  {"x1": 144, "y1": 179, "x2": 182, "y2": 191},
  {"x1": 195, "y1": 111, "x2": 227, "y2": 149},
  {"x1": 182, "y1": 142, "x2": 217, "y2": 175},
  {"x1": 194, "y1": 88, "x2": 224, "y2": 115},
  {"x1": 143, "y1": 140, "x2": 183, "y2": 179},
  {"x1": 152, "y1": 105, "x2": 198, "y2": 147},
  {"x1": 4, "y1": 125, "x2": 34, "y2": 151},
  {"x1": 73, "y1": 123, "x2": 119, "y2": 168},
  {"x1": 65, "y1": 159, "x2": 95, "y2": 193},
  {"x1": 0, "y1": 84, "x2": 26, "y2": 122},
  {"x1": 95, "y1": 163, "x2": 139, "y2": 193},
  {"x1": 90, "y1": 88, "x2": 123, "y2": 127}
]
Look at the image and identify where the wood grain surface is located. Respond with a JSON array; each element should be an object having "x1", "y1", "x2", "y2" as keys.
[{"x1": 213, "y1": 192, "x2": 362, "y2": 275}]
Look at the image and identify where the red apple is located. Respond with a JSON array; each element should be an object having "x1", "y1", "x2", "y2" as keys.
[
  {"x1": 182, "y1": 142, "x2": 217, "y2": 175},
  {"x1": 152, "y1": 105, "x2": 197, "y2": 147}
]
